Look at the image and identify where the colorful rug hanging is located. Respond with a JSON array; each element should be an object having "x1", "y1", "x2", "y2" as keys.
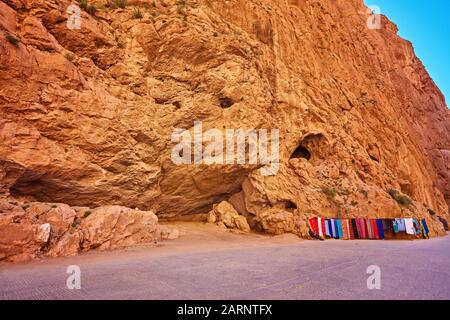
[{"x1": 308, "y1": 217, "x2": 430, "y2": 241}]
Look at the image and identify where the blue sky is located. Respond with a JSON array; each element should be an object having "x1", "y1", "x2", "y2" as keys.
[{"x1": 364, "y1": 0, "x2": 450, "y2": 106}]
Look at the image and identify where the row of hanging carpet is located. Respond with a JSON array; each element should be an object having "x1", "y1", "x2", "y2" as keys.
[{"x1": 308, "y1": 217, "x2": 430, "y2": 240}]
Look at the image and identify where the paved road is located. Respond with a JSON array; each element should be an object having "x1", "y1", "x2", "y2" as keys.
[{"x1": 1, "y1": 233, "x2": 449, "y2": 300}]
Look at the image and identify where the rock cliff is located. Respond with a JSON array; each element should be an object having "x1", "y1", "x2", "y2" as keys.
[{"x1": 1, "y1": 0, "x2": 449, "y2": 259}]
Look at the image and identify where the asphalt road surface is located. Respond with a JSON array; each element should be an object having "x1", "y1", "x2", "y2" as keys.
[{"x1": 1, "y1": 225, "x2": 449, "y2": 300}]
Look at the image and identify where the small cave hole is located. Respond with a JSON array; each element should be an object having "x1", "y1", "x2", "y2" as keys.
[
  {"x1": 172, "y1": 101, "x2": 181, "y2": 109},
  {"x1": 219, "y1": 97, "x2": 234, "y2": 109},
  {"x1": 369, "y1": 154, "x2": 380, "y2": 163},
  {"x1": 154, "y1": 97, "x2": 168, "y2": 104},
  {"x1": 290, "y1": 145, "x2": 311, "y2": 160},
  {"x1": 284, "y1": 200, "x2": 297, "y2": 210}
]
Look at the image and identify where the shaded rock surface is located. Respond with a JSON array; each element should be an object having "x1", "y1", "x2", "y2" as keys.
[{"x1": 0, "y1": 0, "x2": 449, "y2": 246}]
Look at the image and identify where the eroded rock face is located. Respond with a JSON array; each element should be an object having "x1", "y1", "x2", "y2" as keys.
[
  {"x1": 0, "y1": 198, "x2": 165, "y2": 262},
  {"x1": 0, "y1": 0, "x2": 449, "y2": 242}
]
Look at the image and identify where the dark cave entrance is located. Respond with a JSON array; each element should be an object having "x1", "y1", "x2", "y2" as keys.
[
  {"x1": 290, "y1": 133, "x2": 328, "y2": 162},
  {"x1": 290, "y1": 145, "x2": 311, "y2": 160},
  {"x1": 219, "y1": 97, "x2": 234, "y2": 109}
]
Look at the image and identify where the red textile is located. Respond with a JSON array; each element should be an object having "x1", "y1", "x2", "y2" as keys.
[
  {"x1": 357, "y1": 218, "x2": 366, "y2": 239},
  {"x1": 372, "y1": 219, "x2": 379, "y2": 240},
  {"x1": 360, "y1": 219, "x2": 366, "y2": 238},
  {"x1": 361, "y1": 219, "x2": 366, "y2": 238},
  {"x1": 321, "y1": 218, "x2": 326, "y2": 237},
  {"x1": 341, "y1": 219, "x2": 350, "y2": 239},
  {"x1": 309, "y1": 217, "x2": 319, "y2": 235}
]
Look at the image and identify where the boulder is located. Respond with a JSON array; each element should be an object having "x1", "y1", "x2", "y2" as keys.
[
  {"x1": 47, "y1": 231, "x2": 82, "y2": 258},
  {"x1": 80, "y1": 206, "x2": 160, "y2": 251},
  {"x1": 37, "y1": 204, "x2": 76, "y2": 236},
  {"x1": 0, "y1": 201, "x2": 164, "y2": 262},
  {"x1": 208, "y1": 201, "x2": 250, "y2": 233}
]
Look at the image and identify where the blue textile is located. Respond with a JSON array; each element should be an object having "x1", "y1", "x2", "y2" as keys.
[
  {"x1": 325, "y1": 220, "x2": 331, "y2": 237},
  {"x1": 376, "y1": 219, "x2": 385, "y2": 239},
  {"x1": 413, "y1": 219, "x2": 421, "y2": 235},
  {"x1": 392, "y1": 219, "x2": 398, "y2": 233},
  {"x1": 397, "y1": 218, "x2": 406, "y2": 232},
  {"x1": 421, "y1": 219, "x2": 430, "y2": 238},
  {"x1": 328, "y1": 219, "x2": 332, "y2": 238},
  {"x1": 330, "y1": 219, "x2": 337, "y2": 238},
  {"x1": 336, "y1": 219, "x2": 343, "y2": 239}
]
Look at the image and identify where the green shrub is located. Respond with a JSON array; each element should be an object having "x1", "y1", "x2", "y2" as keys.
[
  {"x1": 388, "y1": 188, "x2": 397, "y2": 198},
  {"x1": 428, "y1": 208, "x2": 436, "y2": 216},
  {"x1": 106, "y1": 0, "x2": 127, "y2": 8},
  {"x1": 178, "y1": 0, "x2": 186, "y2": 12},
  {"x1": 114, "y1": 0, "x2": 127, "y2": 8},
  {"x1": 77, "y1": 0, "x2": 96, "y2": 15},
  {"x1": 351, "y1": 200, "x2": 358, "y2": 206},
  {"x1": 84, "y1": 210, "x2": 92, "y2": 218},
  {"x1": 132, "y1": 7, "x2": 143, "y2": 19},
  {"x1": 117, "y1": 39, "x2": 125, "y2": 48},
  {"x1": 322, "y1": 188, "x2": 337, "y2": 199},
  {"x1": 86, "y1": 4, "x2": 97, "y2": 15},
  {"x1": 51, "y1": 204, "x2": 57, "y2": 208},
  {"x1": 397, "y1": 195, "x2": 411, "y2": 206},
  {"x1": 78, "y1": 0, "x2": 88, "y2": 10},
  {"x1": 388, "y1": 188, "x2": 412, "y2": 206},
  {"x1": 5, "y1": 34, "x2": 19, "y2": 47},
  {"x1": 21, "y1": 204, "x2": 30, "y2": 210}
]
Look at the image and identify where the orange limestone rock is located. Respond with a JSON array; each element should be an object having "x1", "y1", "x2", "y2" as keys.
[{"x1": 0, "y1": 0, "x2": 449, "y2": 260}]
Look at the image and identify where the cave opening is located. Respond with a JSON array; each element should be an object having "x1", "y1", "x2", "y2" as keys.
[
  {"x1": 219, "y1": 97, "x2": 234, "y2": 109},
  {"x1": 284, "y1": 200, "x2": 297, "y2": 210},
  {"x1": 290, "y1": 133, "x2": 328, "y2": 162},
  {"x1": 290, "y1": 145, "x2": 311, "y2": 160}
]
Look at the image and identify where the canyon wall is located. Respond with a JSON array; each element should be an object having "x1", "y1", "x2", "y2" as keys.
[{"x1": 1, "y1": 0, "x2": 449, "y2": 254}]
